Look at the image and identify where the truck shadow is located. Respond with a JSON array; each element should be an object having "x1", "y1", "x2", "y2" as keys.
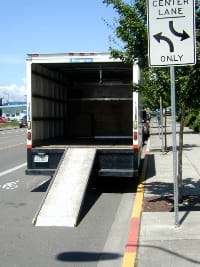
[
  {"x1": 31, "y1": 173, "x2": 139, "y2": 226},
  {"x1": 77, "y1": 156, "x2": 144, "y2": 225},
  {"x1": 31, "y1": 159, "x2": 141, "y2": 226},
  {"x1": 145, "y1": 153, "x2": 156, "y2": 179},
  {"x1": 77, "y1": 173, "x2": 139, "y2": 225},
  {"x1": 31, "y1": 178, "x2": 51, "y2": 192}
]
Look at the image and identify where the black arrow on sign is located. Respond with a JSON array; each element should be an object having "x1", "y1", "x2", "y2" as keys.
[
  {"x1": 169, "y1": 21, "x2": 190, "y2": 41},
  {"x1": 153, "y1": 32, "x2": 174, "y2": 52}
]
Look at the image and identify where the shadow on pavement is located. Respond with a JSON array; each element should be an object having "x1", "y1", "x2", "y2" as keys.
[
  {"x1": 166, "y1": 144, "x2": 200, "y2": 151},
  {"x1": 145, "y1": 154, "x2": 156, "y2": 179},
  {"x1": 144, "y1": 178, "x2": 200, "y2": 203},
  {"x1": 31, "y1": 178, "x2": 52, "y2": 192},
  {"x1": 31, "y1": 155, "x2": 141, "y2": 226},
  {"x1": 56, "y1": 251, "x2": 122, "y2": 262},
  {"x1": 77, "y1": 174, "x2": 139, "y2": 225}
]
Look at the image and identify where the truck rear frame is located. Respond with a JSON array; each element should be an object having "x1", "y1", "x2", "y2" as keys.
[{"x1": 26, "y1": 53, "x2": 142, "y2": 177}]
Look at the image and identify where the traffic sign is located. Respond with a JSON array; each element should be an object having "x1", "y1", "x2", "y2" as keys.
[{"x1": 147, "y1": 0, "x2": 196, "y2": 67}]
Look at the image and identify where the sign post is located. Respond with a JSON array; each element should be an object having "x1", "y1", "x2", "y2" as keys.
[
  {"x1": 147, "y1": 0, "x2": 196, "y2": 226},
  {"x1": 170, "y1": 66, "x2": 179, "y2": 226}
]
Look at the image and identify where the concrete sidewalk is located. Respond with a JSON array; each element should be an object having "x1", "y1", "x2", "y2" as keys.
[{"x1": 137, "y1": 117, "x2": 200, "y2": 267}]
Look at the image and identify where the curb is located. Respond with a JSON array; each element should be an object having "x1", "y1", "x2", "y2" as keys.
[{"x1": 122, "y1": 141, "x2": 149, "y2": 267}]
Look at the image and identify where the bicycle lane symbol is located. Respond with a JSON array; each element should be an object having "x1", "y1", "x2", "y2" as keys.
[{"x1": 0, "y1": 180, "x2": 19, "y2": 190}]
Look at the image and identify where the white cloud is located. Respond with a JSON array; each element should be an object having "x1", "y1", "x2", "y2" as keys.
[{"x1": 0, "y1": 79, "x2": 26, "y2": 102}]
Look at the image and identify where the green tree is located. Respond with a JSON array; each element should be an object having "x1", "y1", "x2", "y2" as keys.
[
  {"x1": 103, "y1": 0, "x2": 147, "y2": 67},
  {"x1": 142, "y1": 68, "x2": 170, "y2": 109},
  {"x1": 103, "y1": 0, "x2": 200, "y2": 200},
  {"x1": 103, "y1": 0, "x2": 170, "y2": 107}
]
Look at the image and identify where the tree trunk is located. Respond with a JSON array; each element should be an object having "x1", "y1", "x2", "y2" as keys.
[{"x1": 178, "y1": 104, "x2": 185, "y2": 202}]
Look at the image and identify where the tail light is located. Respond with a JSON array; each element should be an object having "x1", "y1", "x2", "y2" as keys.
[
  {"x1": 133, "y1": 131, "x2": 138, "y2": 140},
  {"x1": 27, "y1": 131, "x2": 31, "y2": 141}
]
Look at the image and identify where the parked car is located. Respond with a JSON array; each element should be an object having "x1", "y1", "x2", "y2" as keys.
[
  {"x1": 164, "y1": 107, "x2": 172, "y2": 116},
  {"x1": 19, "y1": 115, "x2": 27, "y2": 128},
  {"x1": 0, "y1": 117, "x2": 7, "y2": 123}
]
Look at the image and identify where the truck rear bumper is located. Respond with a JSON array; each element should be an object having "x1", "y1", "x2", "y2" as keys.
[
  {"x1": 27, "y1": 148, "x2": 140, "y2": 177},
  {"x1": 26, "y1": 169, "x2": 56, "y2": 176}
]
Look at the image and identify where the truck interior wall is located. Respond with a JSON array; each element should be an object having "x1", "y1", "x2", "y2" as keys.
[
  {"x1": 66, "y1": 100, "x2": 132, "y2": 138},
  {"x1": 32, "y1": 64, "x2": 68, "y2": 145},
  {"x1": 66, "y1": 78, "x2": 132, "y2": 139},
  {"x1": 31, "y1": 62, "x2": 132, "y2": 147}
]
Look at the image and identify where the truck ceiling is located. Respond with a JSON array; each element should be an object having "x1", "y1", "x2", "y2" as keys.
[{"x1": 34, "y1": 62, "x2": 132, "y2": 83}]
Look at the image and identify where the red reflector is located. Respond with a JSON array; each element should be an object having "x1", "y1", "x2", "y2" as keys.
[
  {"x1": 133, "y1": 132, "x2": 138, "y2": 140},
  {"x1": 133, "y1": 144, "x2": 139, "y2": 150},
  {"x1": 27, "y1": 132, "x2": 31, "y2": 140}
]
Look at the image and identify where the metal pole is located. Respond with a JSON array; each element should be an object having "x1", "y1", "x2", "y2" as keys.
[
  {"x1": 160, "y1": 97, "x2": 164, "y2": 154},
  {"x1": 164, "y1": 113, "x2": 167, "y2": 151},
  {"x1": 170, "y1": 66, "x2": 179, "y2": 227}
]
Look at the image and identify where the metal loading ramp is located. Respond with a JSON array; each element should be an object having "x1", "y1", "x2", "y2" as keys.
[{"x1": 34, "y1": 148, "x2": 96, "y2": 227}]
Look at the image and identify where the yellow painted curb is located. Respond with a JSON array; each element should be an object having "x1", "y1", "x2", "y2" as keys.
[
  {"x1": 132, "y1": 154, "x2": 148, "y2": 219},
  {"x1": 132, "y1": 183, "x2": 145, "y2": 218},
  {"x1": 122, "y1": 252, "x2": 136, "y2": 267}
]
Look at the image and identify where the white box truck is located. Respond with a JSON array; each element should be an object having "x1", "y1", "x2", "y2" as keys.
[{"x1": 26, "y1": 52, "x2": 143, "y2": 177}]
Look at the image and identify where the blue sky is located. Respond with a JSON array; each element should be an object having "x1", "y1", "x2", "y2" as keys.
[{"x1": 0, "y1": 0, "x2": 117, "y2": 101}]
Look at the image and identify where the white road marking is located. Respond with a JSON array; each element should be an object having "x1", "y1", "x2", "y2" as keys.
[
  {"x1": 0, "y1": 163, "x2": 26, "y2": 177},
  {"x1": 0, "y1": 142, "x2": 26, "y2": 150},
  {"x1": 0, "y1": 129, "x2": 26, "y2": 135},
  {"x1": 0, "y1": 180, "x2": 19, "y2": 190},
  {"x1": 0, "y1": 134, "x2": 26, "y2": 140}
]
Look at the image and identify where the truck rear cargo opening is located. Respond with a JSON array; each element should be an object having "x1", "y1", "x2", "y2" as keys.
[{"x1": 26, "y1": 53, "x2": 143, "y2": 176}]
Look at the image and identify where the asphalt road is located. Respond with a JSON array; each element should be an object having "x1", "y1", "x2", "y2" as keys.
[
  {"x1": 0, "y1": 128, "x2": 138, "y2": 267},
  {"x1": 0, "y1": 128, "x2": 26, "y2": 172}
]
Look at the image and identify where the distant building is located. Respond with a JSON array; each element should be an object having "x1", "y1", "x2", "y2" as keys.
[{"x1": 1, "y1": 101, "x2": 27, "y2": 121}]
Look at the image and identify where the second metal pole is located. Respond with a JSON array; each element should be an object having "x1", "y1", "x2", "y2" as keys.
[{"x1": 160, "y1": 97, "x2": 164, "y2": 154}]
